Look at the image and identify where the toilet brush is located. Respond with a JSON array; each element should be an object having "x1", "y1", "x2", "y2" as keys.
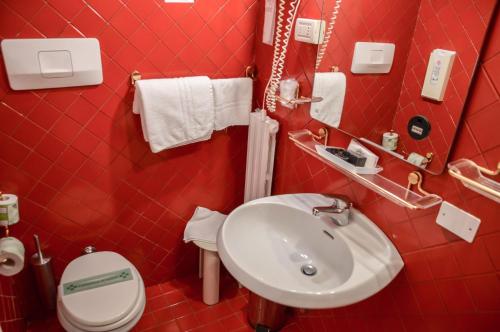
[{"x1": 31, "y1": 234, "x2": 56, "y2": 311}]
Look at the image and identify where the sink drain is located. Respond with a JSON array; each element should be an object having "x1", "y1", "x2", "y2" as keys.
[{"x1": 301, "y1": 264, "x2": 317, "y2": 276}]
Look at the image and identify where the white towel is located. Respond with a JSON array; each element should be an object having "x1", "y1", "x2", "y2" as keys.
[
  {"x1": 183, "y1": 207, "x2": 227, "y2": 244},
  {"x1": 133, "y1": 77, "x2": 214, "y2": 153},
  {"x1": 212, "y1": 77, "x2": 252, "y2": 130},
  {"x1": 310, "y1": 72, "x2": 346, "y2": 128}
]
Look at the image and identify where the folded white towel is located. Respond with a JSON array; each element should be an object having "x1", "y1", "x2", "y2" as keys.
[
  {"x1": 212, "y1": 77, "x2": 252, "y2": 130},
  {"x1": 310, "y1": 72, "x2": 346, "y2": 128},
  {"x1": 133, "y1": 77, "x2": 214, "y2": 153},
  {"x1": 183, "y1": 207, "x2": 227, "y2": 244}
]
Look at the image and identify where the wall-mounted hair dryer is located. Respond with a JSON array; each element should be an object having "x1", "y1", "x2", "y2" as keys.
[{"x1": 262, "y1": 0, "x2": 302, "y2": 113}]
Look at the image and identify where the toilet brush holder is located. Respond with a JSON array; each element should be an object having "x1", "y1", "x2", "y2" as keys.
[{"x1": 31, "y1": 234, "x2": 56, "y2": 311}]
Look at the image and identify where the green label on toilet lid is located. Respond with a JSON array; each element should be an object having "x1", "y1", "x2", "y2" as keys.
[{"x1": 63, "y1": 268, "x2": 133, "y2": 296}]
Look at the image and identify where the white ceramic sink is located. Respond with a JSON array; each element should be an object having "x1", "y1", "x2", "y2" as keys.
[{"x1": 217, "y1": 194, "x2": 403, "y2": 309}]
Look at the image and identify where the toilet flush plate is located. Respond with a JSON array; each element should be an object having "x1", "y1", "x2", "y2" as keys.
[
  {"x1": 1, "y1": 38, "x2": 103, "y2": 90},
  {"x1": 436, "y1": 201, "x2": 480, "y2": 243}
]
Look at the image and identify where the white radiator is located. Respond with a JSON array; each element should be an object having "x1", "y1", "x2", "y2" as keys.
[{"x1": 244, "y1": 109, "x2": 279, "y2": 202}]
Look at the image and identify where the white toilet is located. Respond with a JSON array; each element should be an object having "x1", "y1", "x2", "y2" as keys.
[{"x1": 57, "y1": 251, "x2": 146, "y2": 332}]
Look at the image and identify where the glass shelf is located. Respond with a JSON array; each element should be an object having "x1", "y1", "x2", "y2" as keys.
[
  {"x1": 288, "y1": 130, "x2": 443, "y2": 210},
  {"x1": 448, "y1": 159, "x2": 500, "y2": 203}
]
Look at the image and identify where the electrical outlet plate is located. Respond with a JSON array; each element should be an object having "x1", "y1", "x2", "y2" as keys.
[{"x1": 436, "y1": 201, "x2": 480, "y2": 243}]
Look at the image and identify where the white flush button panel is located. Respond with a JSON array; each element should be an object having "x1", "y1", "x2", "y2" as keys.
[
  {"x1": 351, "y1": 42, "x2": 395, "y2": 74},
  {"x1": 39, "y1": 51, "x2": 73, "y2": 78},
  {"x1": 421, "y1": 49, "x2": 456, "y2": 101},
  {"x1": 1, "y1": 38, "x2": 103, "y2": 90},
  {"x1": 295, "y1": 18, "x2": 325, "y2": 45},
  {"x1": 436, "y1": 201, "x2": 480, "y2": 243}
]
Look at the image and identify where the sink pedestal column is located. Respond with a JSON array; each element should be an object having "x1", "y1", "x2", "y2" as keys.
[{"x1": 247, "y1": 292, "x2": 287, "y2": 331}]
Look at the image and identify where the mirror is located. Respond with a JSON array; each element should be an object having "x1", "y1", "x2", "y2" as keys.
[{"x1": 311, "y1": 0, "x2": 497, "y2": 174}]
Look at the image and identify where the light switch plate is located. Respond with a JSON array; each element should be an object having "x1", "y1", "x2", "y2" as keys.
[
  {"x1": 436, "y1": 201, "x2": 480, "y2": 243},
  {"x1": 294, "y1": 18, "x2": 325, "y2": 44}
]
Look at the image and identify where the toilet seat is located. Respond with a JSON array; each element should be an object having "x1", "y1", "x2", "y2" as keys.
[
  {"x1": 57, "y1": 277, "x2": 145, "y2": 332},
  {"x1": 57, "y1": 252, "x2": 146, "y2": 332}
]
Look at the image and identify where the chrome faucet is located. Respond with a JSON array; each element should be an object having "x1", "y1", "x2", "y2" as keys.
[{"x1": 312, "y1": 194, "x2": 353, "y2": 226}]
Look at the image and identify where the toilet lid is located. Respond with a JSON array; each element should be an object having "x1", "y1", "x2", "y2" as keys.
[{"x1": 60, "y1": 251, "x2": 141, "y2": 327}]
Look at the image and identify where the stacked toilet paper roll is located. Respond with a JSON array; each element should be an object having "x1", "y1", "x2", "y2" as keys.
[
  {"x1": 382, "y1": 131, "x2": 399, "y2": 151},
  {"x1": 0, "y1": 194, "x2": 24, "y2": 276},
  {"x1": 0, "y1": 194, "x2": 20, "y2": 227},
  {"x1": 0, "y1": 237, "x2": 25, "y2": 276}
]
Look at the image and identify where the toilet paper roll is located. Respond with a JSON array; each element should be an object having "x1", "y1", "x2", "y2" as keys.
[
  {"x1": 407, "y1": 152, "x2": 429, "y2": 169},
  {"x1": 0, "y1": 237, "x2": 25, "y2": 277},
  {"x1": 0, "y1": 194, "x2": 20, "y2": 227},
  {"x1": 382, "y1": 131, "x2": 399, "y2": 151}
]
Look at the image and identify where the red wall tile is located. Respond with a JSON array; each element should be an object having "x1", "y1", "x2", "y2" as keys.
[
  {"x1": 0, "y1": 0, "x2": 257, "y2": 330},
  {"x1": 253, "y1": 0, "x2": 500, "y2": 331}
]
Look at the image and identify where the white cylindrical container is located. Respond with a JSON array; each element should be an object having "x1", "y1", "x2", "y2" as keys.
[
  {"x1": 382, "y1": 131, "x2": 399, "y2": 151},
  {"x1": 279, "y1": 79, "x2": 299, "y2": 109},
  {"x1": 0, "y1": 194, "x2": 20, "y2": 227},
  {"x1": 0, "y1": 237, "x2": 25, "y2": 276},
  {"x1": 202, "y1": 249, "x2": 220, "y2": 305}
]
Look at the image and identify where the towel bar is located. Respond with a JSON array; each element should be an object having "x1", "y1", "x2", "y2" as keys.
[
  {"x1": 448, "y1": 159, "x2": 500, "y2": 203},
  {"x1": 275, "y1": 95, "x2": 324, "y2": 106},
  {"x1": 245, "y1": 65, "x2": 257, "y2": 80},
  {"x1": 130, "y1": 70, "x2": 141, "y2": 86},
  {"x1": 130, "y1": 65, "x2": 258, "y2": 86}
]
